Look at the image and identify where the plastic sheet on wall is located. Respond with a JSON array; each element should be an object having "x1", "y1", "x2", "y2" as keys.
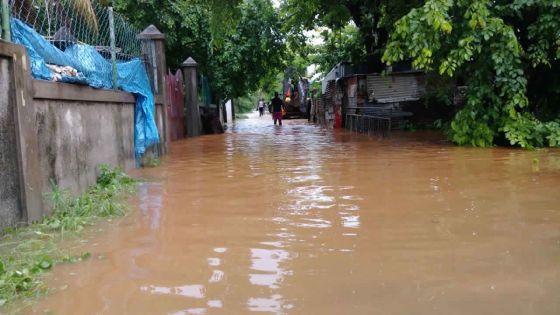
[
  {"x1": 117, "y1": 59, "x2": 160, "y2": 158},
  {"x1": 10, "y1": 18, "x2": 159, "y2": 161},
  {"x1": 64, "y1": 44, "x2": 113, "y2": 88}
]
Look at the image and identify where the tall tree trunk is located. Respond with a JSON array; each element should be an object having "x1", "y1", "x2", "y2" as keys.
[{"x1": 348, "y1": 3, "x2": 385, "y2": 72}]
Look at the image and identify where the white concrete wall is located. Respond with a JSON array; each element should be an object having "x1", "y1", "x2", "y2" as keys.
[{"x1": 225, "y1": 100, "x2": 233, "y2": 123}]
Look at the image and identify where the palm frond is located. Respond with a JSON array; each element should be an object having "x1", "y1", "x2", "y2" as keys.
[{"x1": 70, "y1": 0, "x2": 99, "y2": 34}]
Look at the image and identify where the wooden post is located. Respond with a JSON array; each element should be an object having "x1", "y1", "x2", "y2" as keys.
[
  {"x1": 138, "y1": 25, "x2": 169, "y2": 153},
  {"x1": 181, "y1": 57, "x2": 201, "y2": 137}
]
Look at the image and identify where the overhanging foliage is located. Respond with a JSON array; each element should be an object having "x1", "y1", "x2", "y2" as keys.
[{"x1": 383, "y1": 0, "x2": 560, "y2": 148}]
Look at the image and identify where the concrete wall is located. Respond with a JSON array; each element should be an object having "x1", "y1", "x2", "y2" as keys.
[
  {"x1": 33, "y1": 82, "x2": 136, "y2": 197},
  {"x1": 0, "y1": 39, "x2": 169, "y2": 228},
  {"x1": 225, "y1": 100, "x2": 233, "y2": 123}
]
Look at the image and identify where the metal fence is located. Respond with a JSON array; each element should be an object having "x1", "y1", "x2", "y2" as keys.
[
  {"x1": 345, "y1": 107, "x2": 391, "y2": 137},
  {"x1": 3, "y1": 0, "x2": 141, "y2": 60}
]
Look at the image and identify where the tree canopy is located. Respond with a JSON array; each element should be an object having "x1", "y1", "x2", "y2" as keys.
[
  {"x1": 113, "y1": 0, "x2": 283, "y2": 100},
  {"x1": 207, "y1": 0, "x2": 284, "y2": 99},
  {"x1": 281, "y1": 0, "x2": 423, "y2": 71},
  {"x1": 307, "y1": 24, "x2": 365, "y2": 74},
  {"x1": 383, "y1": 0, "x2": 560, "y2": 148}
]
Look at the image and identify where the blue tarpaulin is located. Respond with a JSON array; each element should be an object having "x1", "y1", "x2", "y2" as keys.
[{"x1": 10, "y1": 18, "x2": 159, "y2": 160}]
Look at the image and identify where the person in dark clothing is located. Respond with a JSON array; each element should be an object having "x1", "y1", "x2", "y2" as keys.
[
  {"x1": 270, "y1": 92, "x2": 284, "y2": 126},
  {"x1": 306, "y1": 99, "x2": 312, "y2": 122},
  {"x1": 257, "y1": 98, "x2": 265, "y2": 117}
]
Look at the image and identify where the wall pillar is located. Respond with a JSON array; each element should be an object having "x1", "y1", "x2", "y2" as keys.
[
  {"x1": 231, "y1": 98, "x2": 235, "y2": 122},
  {"x1": 181, "y1": 57, "x2": 201, "y2": 137},
  {"x1": 0, "y1": 40, "x2": 43, "y2": 225},
  {"x1": 138, "y1": 25, "x2": 169, "y2": 154}
]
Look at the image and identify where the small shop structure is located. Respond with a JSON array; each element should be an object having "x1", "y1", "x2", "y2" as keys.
[{"x1": 311, "y1": 62, "x2": 426, "y2": 135}]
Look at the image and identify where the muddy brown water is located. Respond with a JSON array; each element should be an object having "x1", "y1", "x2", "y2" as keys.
[{"x1": 23, "y1": 114, "x2": 560, "y2": 314}]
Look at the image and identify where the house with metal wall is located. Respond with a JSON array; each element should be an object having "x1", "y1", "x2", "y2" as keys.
[{"x1": 314, "y1": 62, "x2": 426, "y2": 133}]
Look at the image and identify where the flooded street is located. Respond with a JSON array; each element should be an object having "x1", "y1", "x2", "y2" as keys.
[{"x1": 30, "y1": 114, "x2": 560, "y2": 314}]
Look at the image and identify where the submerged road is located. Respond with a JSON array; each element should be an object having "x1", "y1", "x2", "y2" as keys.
[{"x1": 30, "y1": 113, "x2": 560, "y2": 314}]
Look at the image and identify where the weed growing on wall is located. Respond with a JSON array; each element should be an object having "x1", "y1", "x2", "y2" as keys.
[{"x1": 0, "y1": 165, "x2": 136, "y2": 307}]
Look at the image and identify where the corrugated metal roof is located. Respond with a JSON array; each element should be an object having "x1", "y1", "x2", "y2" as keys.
[
  {"x1": 367, "y1": 73, "x2": 425, "y2": 103},
  {"x1": 321, "y1": 62, "x2": 353, "y2": 93}
]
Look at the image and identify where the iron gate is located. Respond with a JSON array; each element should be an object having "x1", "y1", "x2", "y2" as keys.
[{"x1": 166, "y1": 69, "x2": 185, "y2": 141}]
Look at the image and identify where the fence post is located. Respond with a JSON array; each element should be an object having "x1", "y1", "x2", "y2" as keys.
[
  {"x1": 138, "y1": 25, "x2": 169, "y2": 153},
  {"x1": 107, "y1": 7, "x2": 117, "y2": 90},
  {"x1": 1, "y1": 0, "x2": 11, "y2": 41},
  {"x1": 181, "y1": 57, "x2": 201, "y2": 137}
]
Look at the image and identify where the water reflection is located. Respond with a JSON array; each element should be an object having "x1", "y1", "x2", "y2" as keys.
[
  {"x1": 208, "y1": 270, "x2": 224, "y2": 283},
  {"x1": 207, "y1": 257, "x2": 220, "y2": 266},
  {"x1": 249, "y1": 248, "x2": 290, "y2": 289},
  {"x1": 170, "y1": 308, "x2": 207, "y2": 315},
  {"x1": 340, "y1": 214, "x2": 360, "y2": 228},
  {"x1": 207, "y1": 300, "x2": 223, "y2": 308},
  {"x1": 247, "y1": 294, "x2": 293, "y2": 313},
  {"x1": 137, "y1": 182, "x2": 163, "y2": 230},
  {"x1": 213, "y1": 247, "x2": 227, "y2": 253}
]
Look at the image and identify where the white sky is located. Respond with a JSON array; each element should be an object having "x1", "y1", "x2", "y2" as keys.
[{"x1": 304, "y1": 29, "x2": 325, "y2": 46}]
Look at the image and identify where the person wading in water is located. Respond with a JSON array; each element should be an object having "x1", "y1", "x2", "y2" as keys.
[
  {"x1": 270, "y1": 92, "x2": 285, "y2": 126},
  {"x1": 257, "y1": 98, "x2": 265, "y2": 117}
]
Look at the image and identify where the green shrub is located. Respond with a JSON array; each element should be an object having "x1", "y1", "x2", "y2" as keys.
[{"x1": 0, "y1": 164, "x2": 136, "y2": 308}]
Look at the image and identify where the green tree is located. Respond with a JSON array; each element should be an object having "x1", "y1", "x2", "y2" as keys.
[
  {"x1": 110, "y1": 0, "x2": 242, "y2": 44},
  {"x1": 112, "y1": 0, "x2": 212, "y2": 69},
  {"x1": 310, "y1": 24, "x2": 366, "y2": 73},
  {"x1": 281, "y1": 0, "x2": 422, "y2": 71},
  {"x1": 113, "y1": 0, "x2": 284, "y2": 101},
  {"x1": 208, "y1": 0, "x2": 285, "y2": 99},
  {"x1": 383, "y1": 0, "x2": 560, "y2": 148}
]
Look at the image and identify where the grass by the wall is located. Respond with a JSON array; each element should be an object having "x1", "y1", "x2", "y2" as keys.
[
  {"x1": 143, "y1": 155, "x2": 161, "y2": 168},
  {"x1": 0, "y1": 165, "x2": 136, "y2": 307}
]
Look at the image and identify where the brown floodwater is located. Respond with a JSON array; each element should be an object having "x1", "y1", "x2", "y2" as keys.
[{"x1": 23, "y1": 113, "x2": 560, "y2": 314}]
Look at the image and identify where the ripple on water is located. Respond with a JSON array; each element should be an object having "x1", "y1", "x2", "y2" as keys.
[{"x1": 141, "y1": 284, "x2": 205, "y2": 299}]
